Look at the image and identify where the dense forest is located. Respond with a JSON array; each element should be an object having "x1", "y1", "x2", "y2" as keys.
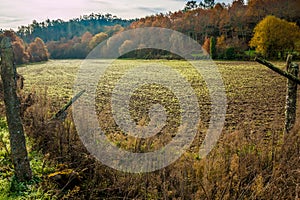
[
  {"x1": 0, "y1": 13, "x2": 134, "y2": 62},
  {"x1": 1, "y1": 0, "x2": 300, "y2": 61},
  {"x1": 17, "y1": 13, "x2": 134, "y2": 43},
  {"x1": 127, "y1": 0, "x2": 300, "y2": 59}
]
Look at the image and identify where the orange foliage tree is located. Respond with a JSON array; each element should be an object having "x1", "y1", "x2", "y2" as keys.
[
  {"x1": 202, "y1": 37, "x2": 210, "y2": 56},
  {"x1": 81, "y1": 31, "x2": 93, "y2": 44},
  {"x1": 1, "y1": 31, "x2": 29, "y2": 64},
  {"x1": 27, "y1": 37, "x2": 49, "y2": 62},
  {"x1": 13, "y1": 37, "x2": 29, "y2": 65}
]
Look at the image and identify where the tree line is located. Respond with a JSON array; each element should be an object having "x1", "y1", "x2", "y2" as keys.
[
  {"x1": 46, "y1": 25, "x2": 123, "y2": 59},
  {"x1": 0, "y1": 13, "x2": 133, "y2": 62},
  {"x1": 14, "y1": 13, "x2": 133, "y2": 60},
  {"x1": 40, "y1": 0, "x2": 299, "y2": 60},
  {"x1": 2, "y1": 0, "x2": 299, "y2": 61},
  {"x1": 0, "y1": 31, "x2": 49, "y2": 64},
  {"x1": 127, "y1": 0, "x2": 300, "y2": 60},
  {"x1": 17, "y1": 13, "x2": 134, "y2": 43}
]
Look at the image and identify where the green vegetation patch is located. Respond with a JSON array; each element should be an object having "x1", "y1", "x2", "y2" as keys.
[{"x1": 0, "y1": 117, "x2": 55, "y2": 199}]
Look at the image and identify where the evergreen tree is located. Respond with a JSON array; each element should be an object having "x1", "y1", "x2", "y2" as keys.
[{"x1": 210, "y1": 36, "x2": 217, "y2": 59}]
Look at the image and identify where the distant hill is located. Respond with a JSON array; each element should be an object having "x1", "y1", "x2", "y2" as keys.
[{"x1": 17, "y1": 13, "x2": 135, "y2": 43}]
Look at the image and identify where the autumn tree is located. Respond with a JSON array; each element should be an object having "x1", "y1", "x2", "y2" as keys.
[
  {"x1": 105, "y1": 24, "x2": 125, "y2": 35},
  {"x1": 216, "y1": 35, "x2": 226, "y2": 56},
  {"x1": 74, "y1": 32, "x2": 93, "y2": 56},
  {"x1": 202, "y1": 37, "x2": 210, "y2": 56},
  {"x1": 119, "y1": 40, "x2": 135, "y2": 57},
  {"x1": 81, "y1": 31, "x2": 93, "y2": 44},
  {"x1": 1, "y1": 31, "x2": 29, "y2": 64},
  {"x1": 89, "y1": 32, "x2": 108, "y2": 50},
  {"x1": 103, "y1": 33, "x2": 125, "y2": 58},
  {"x1": 12, "y1": 37, "x2": 29, "y2": 65},
  {"x1": 229, "y1": 0, "x2": 248, "y2": 40},
  {"x1": 246, "y1": 0, "x2": 268, "y2": 23},
  {"x1": 119, "y1": 40, "x2": 134, "y2": 54},
  {"x1": 27, "y1": 37, "x2": 49, "y2": 62},
  {"x1": 249, "y1": 15, "x2": 300, "y2": 59}
]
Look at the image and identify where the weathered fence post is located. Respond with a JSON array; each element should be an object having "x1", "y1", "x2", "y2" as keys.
[
  {"x1": 0, "y1": 37, "x2": 32, "y2": 181},
  {"x1": 285, "y1": 55, "x2": 299, "y2": 133},
  {"x1": 255, "y1": 56, "x2": 300, "y2": 134}
]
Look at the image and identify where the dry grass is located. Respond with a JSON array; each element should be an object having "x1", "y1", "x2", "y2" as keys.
[
  {"x1": 1, "y1": 60, "x2": 299, "y2": 199},
  {"x1": 20, "y1": 92, "x2": 300, "y2": 199}
]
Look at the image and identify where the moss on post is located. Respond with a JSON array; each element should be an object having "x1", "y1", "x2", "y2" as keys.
[
  {"x1": 285, "y1": 55, "x2": 299, "y2": 133},
  {"x1": 0, "y1": 37, "x2": 32, "y2": 182},
  {"x1": 255, "y1": 56, "x2": 299, "y2": 133}
]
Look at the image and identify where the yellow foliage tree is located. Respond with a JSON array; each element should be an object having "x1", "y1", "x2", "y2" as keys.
[
  {"x1": 119, "y1": 40, "x2": 135, "y2": 55},
  {"x1": 249, "y1": 15, "x2": 300, "y2": 59},
  {"x1": 88, "y1": 32, "x2": 108, "y2": 50}
]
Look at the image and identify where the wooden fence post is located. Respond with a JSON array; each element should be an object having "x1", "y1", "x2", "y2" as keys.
[
  {"x1": 285, "y1": 55, "x2": 299, "y2": 133},
  {"x1": 255, "y1": 56, "x2": 300, "y2": 134},
  {"x1": 0, "y1": 37, "x2": 32, "y2": 181}
]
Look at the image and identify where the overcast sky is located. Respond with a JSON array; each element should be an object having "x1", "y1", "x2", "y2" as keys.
[{"x1": 0, "y1": 0, "x2": 233, "y2": 30}]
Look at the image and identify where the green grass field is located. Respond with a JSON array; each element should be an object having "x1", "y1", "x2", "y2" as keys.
[{"x1": 18, "y1": 59, "x2": 287, "y2": 135}]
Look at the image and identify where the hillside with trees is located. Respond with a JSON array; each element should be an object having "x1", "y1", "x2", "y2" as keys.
[
  {"x1": 2, "y1": 0, "x2": 300, "y2": 61},
  {"x1": 0, "y1": 13, "x2": 133, "y2": 61},
  {"x1": 3, "y1": 0, "x2": 298, "y2": 60},
  {"x1": 0, "y1": 31, "x2": 49, "y2": 65},
  {"x1": 17, "y1": 13, "x2": 134, "y2": 43},
  {"x1": 127, "y1": 0, "x2": 300, "y2": 59}
]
